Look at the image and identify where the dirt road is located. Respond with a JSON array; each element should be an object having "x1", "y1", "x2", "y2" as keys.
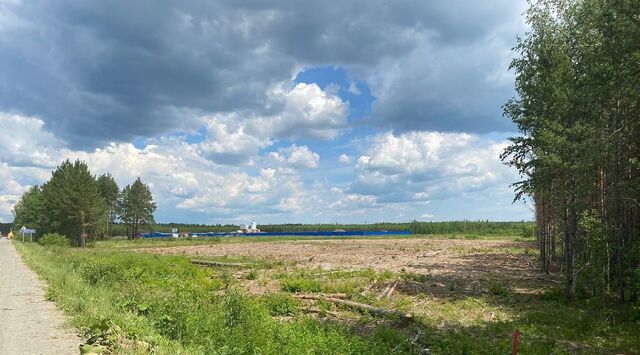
[{"x1": 0, "y1": 239, "x2": 79, "y2": 354}]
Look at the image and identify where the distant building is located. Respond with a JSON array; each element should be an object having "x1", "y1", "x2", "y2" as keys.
[{"x1": 237, "y1": 221, "x2": 261, "y2": 234}]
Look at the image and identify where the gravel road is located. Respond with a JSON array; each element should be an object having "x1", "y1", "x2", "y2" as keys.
[{"x1": 0, "y1": 239, "x2": 80, "y2": 354}]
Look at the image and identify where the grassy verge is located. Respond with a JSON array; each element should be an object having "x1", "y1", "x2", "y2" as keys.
[{"x1": 15, "y1": 242, "x2": 415, "y2": 354}]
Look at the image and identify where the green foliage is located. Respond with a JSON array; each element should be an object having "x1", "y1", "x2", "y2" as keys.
[
  {"x1": 487, "y1": 280, "x2": 510, "y2": 297},
  {"x1": 400, "y1": 272, "x2": 431, "y2": 283},
  {"x1": 409, "y1": 220, "x2": 534, "y2": 236},
  {"x1": 97, "y1": 174, "x2": 120, "y2": 238},
  {"x1": 281, "y1": 277, "x2": 322, "y2": 293},
  {"x1": 577, "y1": 210, "x2": 610, "y2": 296},
  {"x1": 117, "y1": 177, "x2": 156, "y2": 239},
  {"x1": 519, "y1": 223, "x2": 534, "y2": 239},
  {"x1": 10, "y1": 160, "x2": 139, "y2": 246},
  {"x1": 0, "y1": 222, "x2": 12, "y2": 235},
  {"x1": 38, "y1": 233, "x2": 70, "y2": 247},
  {"x1": 12, "y1": 160, "x2": 107, "y2": 246},
  {"x1": 11, "y1": 186, "x2": 46, "y2": 236},
  {"x1": 44, "y1": 160, "x2": 107, "y2": 246},
  {"x1": 260, "y1": 294, "x2": 300, "y2": 316},
  {"x1": 245, "y1": 269, "x2": 259, "y2": 280},
  {"x1": 502, "y1": 0, "x2": 640, "y2": 301}
]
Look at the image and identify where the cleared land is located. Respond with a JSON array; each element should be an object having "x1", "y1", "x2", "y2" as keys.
[
  {"x1": 14, "y1": 235, "x2": 640, "y2": 354},
  {"x1": 143, "y1": 238, "x2": 534, "y2": 271},
  {"x1": 143, "y1": 238, "x2": 545, "y2": 295}
]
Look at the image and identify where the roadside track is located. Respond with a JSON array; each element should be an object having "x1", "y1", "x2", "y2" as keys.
[{"x1": 0, "y1": 239, "x2": 80, "y2": 354}]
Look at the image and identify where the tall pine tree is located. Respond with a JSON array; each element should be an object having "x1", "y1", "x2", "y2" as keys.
[
  {"x1": 97, "y1": 173, "x2": 119, "y2": 238},
  {"x1": 118, "y1": 177, "x2": 156, "y2": 239},
  {"x1": 41, "y1": 160, "x2": 106, "y2": 247}
]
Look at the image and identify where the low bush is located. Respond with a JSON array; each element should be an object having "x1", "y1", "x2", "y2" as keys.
[
  {"x1": 487, "y1": 280, "x2": 510, "y2": 297},
  {"x1": 39, "y1": 233, "x2": 70, "y2": 247},
  {"x1": 281, "y1": 277, "x2": 322, "y2": 293},
  {"x1": 261, "y1": 294, "x2": 300, "y2": 316}
]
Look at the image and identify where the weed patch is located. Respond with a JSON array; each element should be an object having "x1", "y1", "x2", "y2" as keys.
[{"x1": 281, "y1": 277, "x2": 322, "y2": 293}]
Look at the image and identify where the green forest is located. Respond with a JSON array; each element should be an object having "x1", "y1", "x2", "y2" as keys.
[{"x1": 501, "y1": 0, "x2": 639, "y2": 302}]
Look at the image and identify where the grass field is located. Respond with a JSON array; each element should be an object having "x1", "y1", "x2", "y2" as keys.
[{"x1": 15, "y1": 234, "x2": 640, "y2": 354}]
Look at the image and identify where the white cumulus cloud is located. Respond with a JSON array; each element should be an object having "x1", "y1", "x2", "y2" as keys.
[
  {"x1": 198, "y1": 113, "x2": 272, "y2": 165},
  {"x1": 338, "y1": 154, "x2": 352, "y2": 164},
  {"x1": 268, "y1": 144, "x2": 320, "y2": 169},
  {"x1": 249, "y1": 83, "x2": 349, "y2": 140},
  {"x1": 352, "y1": 131, "x2": 516, "y2": 203}
]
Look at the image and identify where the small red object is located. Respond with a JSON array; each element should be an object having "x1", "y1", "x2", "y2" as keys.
[{"x1": 512, "y1": 329, "x2": 521, "y2": 355}]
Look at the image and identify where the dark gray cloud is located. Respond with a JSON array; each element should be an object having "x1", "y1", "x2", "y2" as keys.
[{"x1": 0, "y1": 0, "x2": 524, "y2": 149}]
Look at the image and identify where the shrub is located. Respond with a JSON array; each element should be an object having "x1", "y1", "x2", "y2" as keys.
[
  {"x1": 487, "y1": 280, "x2": 509, "y2": 297},
  {"x1": 245, "y1": 269, "x2": 259, "y2": 280},
  {"x1": 261, "y1": 294, "x2": 300, "y2": 316},
  {"x1": 281, "y1": 278, "x2": 322, "y2": 293},
  {"x1": 39, "y1": 233, "x2": 70, "y2": 247}
]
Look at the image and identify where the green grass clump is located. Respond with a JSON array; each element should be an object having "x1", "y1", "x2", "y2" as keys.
[
  {"x1": 487, "y1": 280, "x2": 510, "y2": 297},
  {"x1": 245, "y1": 269, "x2": 259, "y2": 280},
  {"x1": 39, "y1": 233, "x2": 70, "y2": 247},
  {"x1": 281, "y1": 277, "x2": 322, "y2": 293},
  {"x1": 260, "y1": 294, "x2": 300, "y2": 316}
]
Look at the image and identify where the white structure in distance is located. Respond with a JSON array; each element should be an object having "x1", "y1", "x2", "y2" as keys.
[{"x1": 237, "y1": 222, "x2": 261, "y2": 234}]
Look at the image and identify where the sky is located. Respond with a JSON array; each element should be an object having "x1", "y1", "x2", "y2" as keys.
[{"x1": 0, "y1": 0, "x2": 533, "y2": 224}]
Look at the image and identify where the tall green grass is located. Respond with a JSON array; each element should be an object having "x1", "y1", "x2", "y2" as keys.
[{"x1": 15, "y1": 243, "x2": 414, "y2": 354}]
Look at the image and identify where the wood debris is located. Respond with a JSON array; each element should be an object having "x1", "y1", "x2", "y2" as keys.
[{"x1": 190, "y1": 259, "x2": 250, "y2": 267}]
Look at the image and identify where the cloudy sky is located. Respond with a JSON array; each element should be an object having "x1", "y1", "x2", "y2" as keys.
[{"x1": 0, "y1": 0, "x2": 532, "y2": 224}]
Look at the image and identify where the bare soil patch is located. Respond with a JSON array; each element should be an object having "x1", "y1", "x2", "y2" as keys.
[{"x1": 141, "y1": 238, "x2": 540, "y2": 284}]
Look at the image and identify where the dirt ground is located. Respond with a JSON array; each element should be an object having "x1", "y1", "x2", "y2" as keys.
[
  {"x1": 0, "y1": 239, "x2": 80, "y2": 354},
  {"x1": 142, "y1": 238, "x2": 542, "y2": 286}
]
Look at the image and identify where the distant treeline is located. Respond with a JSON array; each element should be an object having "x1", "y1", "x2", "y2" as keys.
[
  {"x1": 111, "y1": 223, "x2": 239, "y2": 235},
  {"x1": 259, "y1": 221, "x2": 533, "y2": 236},
  {"x1": 408, "y1": 221, "x2": 533, "y2": 236},
  {"x1": 259, "y1": 223, "x2": 410, "y2": 233},
  {"x1": 109, "y1": 220, "x2": 534, "y2": 237}
]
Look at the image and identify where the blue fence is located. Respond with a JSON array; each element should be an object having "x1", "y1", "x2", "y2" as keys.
[{"x1": 142, "y1": 230, "x2": 411, "y2": 239}]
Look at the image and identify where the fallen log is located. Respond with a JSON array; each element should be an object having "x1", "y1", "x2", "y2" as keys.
[
  {"x1": 536, "y1": 276, "x2": 561, "y2": 284},
  {"x1": 293, "y1": 293, "x2": 348, "y2": 300},
  {"x1": 378, "y1": 280, "x2": 399, "y2": 299},
  {"x1": 378, "y1": 282, "x2": 393, "y2": 299},
  {"x1": 385, "y1": 281, "x2": 398, "y2": 300},
  {"x1": 190, "y1": 259, "x2": 250, "y2": 267},
  {"x1": 323, "y1": 297, "x2": 412, "y2": 319},
  {"x1": 301, "y1": 295, "x2": 412, "y2": 319},
  {"x1": 313, "y1": 269, "x2": 359, "y2": 276}
]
